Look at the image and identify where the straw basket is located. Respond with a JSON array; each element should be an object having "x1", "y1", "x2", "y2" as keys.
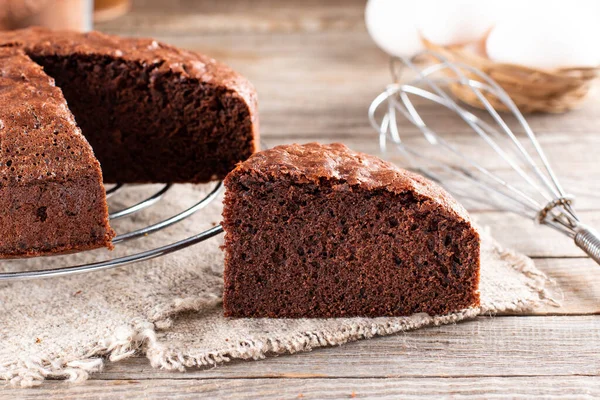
[{"x1": 423, "y1": 39, "x2": 599, "y2": 113}]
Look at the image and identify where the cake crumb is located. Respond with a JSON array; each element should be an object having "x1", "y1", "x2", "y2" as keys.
[{"x1": 222, "y1": 143, "x2": 481, "y2": 318}]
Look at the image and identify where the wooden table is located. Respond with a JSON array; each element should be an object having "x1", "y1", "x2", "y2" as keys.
[{"x1": 9, "y1": 0, "x2": 600, "y2": 398}]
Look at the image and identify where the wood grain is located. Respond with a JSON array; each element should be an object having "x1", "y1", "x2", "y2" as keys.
[
  {"x1": 98, "y1": 0, "x2": 366, "y2": 35},
  {"x1": 531, "y1": 258, "x2": 600, "y2": 315},
  {"x1": 5, "y1": 376, "x2": 600, "y2": 399}
]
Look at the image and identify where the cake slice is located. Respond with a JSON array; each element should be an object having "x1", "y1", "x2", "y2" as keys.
[
  {"x1": 0, "y1": 27, "x2": 259, "y2": 183},
  {"x1": 222, "y1": 143, "x2": 480, "y2": 318},
  {"x1": 0, "y1": 47, "x2": 113, "y2": 258}
]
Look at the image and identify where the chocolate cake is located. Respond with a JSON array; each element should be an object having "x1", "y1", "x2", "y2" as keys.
[
  {"x1": 0, "y1": 47, "x2": 113, "y2": 258},
  {"x1": 0, "y1": 27, "x2": 259, "y2": 183},
  {"x1": 222, "y1": 143, "x2": 480, "y2": 318},
  {"x1": 0, "y1": 27, "x2": 258, "y2": 257}
]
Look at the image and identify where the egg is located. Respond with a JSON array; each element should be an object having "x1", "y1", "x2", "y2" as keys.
[
  {"x1": 486, "y1": 0, "x2": 600, "y2": 69},
  {"x1": 365, "y1": 0, "x2": 424, "y2": 57},
  {"x1": 418, "y1": 0, "x2": 498, "y2": 46},
  {"x1": 366, "y1": 0, "x2": 600, "y2": 69}
]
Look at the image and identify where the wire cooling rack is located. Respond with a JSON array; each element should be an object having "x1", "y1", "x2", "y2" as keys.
[{"x1": 0, "y1": 182, "x2": 225, "y2": 281}]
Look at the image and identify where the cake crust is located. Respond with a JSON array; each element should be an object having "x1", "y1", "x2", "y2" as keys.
[{"x1": 222, "y1": 143, "x2": 481, "y2": 318}]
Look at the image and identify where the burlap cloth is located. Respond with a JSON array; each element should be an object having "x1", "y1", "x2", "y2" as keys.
[{"x1": 0, "y1": 184, "x2": 555, "y2": 387}]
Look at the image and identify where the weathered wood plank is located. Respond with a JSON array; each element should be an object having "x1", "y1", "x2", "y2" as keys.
[
  {"x1": 531, "y1": 257, "x2": 600, "y2": 315},
  {"x1": 91, "y1": 316, "x2": 600, "y2": 381},
  {"x1": 97, "y1": 0, "x2": 366, "y2": 35},
  {"x1": 5, "y1": 376, "x2": 600, "y2": 399}
]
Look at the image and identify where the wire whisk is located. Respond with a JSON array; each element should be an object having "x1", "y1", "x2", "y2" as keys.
[{"x1": 369, "y1": 51, "x2": 600, "y2": 265}]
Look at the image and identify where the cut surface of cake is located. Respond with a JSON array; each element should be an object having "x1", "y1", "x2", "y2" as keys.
[
  {"x1": 0, "y1": 47, "x2": 113, "y2": 258},
  {"x1": 0, "y1": 27, "x2": 259, "y2": 183},
  {"x1": 222, "y1": 143, "x2": 480, "y2": 318}
]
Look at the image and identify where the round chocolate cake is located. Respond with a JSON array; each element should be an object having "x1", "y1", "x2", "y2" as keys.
[{"x1": 0, "y1": 27, "x2": 259, "y2": 258}]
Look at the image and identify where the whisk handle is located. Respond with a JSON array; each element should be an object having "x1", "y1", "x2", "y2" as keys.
[{"x1": 574, "y1": 225, "x2": 600, "y2": 265}]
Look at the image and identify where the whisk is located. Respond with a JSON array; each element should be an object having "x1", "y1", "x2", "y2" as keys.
[{"x1": 369, "y1": 51, "x2": 600, "y2": 265}]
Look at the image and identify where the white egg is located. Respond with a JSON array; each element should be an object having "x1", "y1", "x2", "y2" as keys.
[
  {"x1": 418, "y1": 0, "x2": 498, "y2": 46},
  {"x1": 486, "y1": 0, "x2": 600, "y2": 69},
  {"x1": 365, "y1": 0, "x2": 424, "y2": 57}
]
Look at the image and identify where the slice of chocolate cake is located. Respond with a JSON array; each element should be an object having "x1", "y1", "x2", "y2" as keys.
[
  {"x1": 0, "y1": 47, "x2": 113, "y2": 258},
  {"x1": 0, "y1": 27, "x2": 259, "y2": 183},
  {"x1": 222, "y1": 143, "x2": 480, "y2": 318}
]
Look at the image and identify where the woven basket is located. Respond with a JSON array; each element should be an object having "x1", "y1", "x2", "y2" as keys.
[{"x1": 422, "y1": 39, "x2": 599, "y2": 114}]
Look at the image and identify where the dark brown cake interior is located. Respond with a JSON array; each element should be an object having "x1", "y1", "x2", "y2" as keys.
[
  {"x1": 0, "y1": 180, "x2": 112, "y2": 257},
  {"x1": 31, "y1": 55, "x2": 255, "y2": 183},
  {"x1": 223, "y1": 143, "x2": 480, "y2": 318}
]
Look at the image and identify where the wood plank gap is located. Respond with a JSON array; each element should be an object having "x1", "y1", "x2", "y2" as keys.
[
  {"x1": 529, "y1": 255, "x2": 592, "y2": 259},
  {"x1": 84, "y1": 373, "x2": 600, "y2": 382}
]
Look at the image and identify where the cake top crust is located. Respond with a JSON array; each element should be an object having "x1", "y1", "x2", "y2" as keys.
[
  {"x1": 230, "y1": 142, "x2": 472, "y2": 223},
  {"x1": 0, "y1": 46, "x2": 102, "y2": 186},
  {"x1": 0, "y1": 27, "x2": 258, "y2": 122}
]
